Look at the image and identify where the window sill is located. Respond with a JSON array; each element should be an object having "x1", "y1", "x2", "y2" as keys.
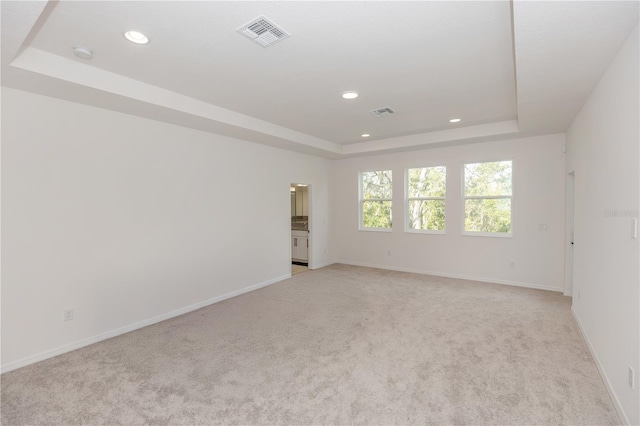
[
  {"x1": 405, "y1": 229, "x2": 446, "y2": 235},
  {"x1": 359, "y1": 227, "x2": 393, "y2": 233},
  {"x1": 462, "y1": 232, "x2": 513, "y2": 238}
]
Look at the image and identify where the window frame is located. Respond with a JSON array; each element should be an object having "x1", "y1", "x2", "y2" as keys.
[
  {"x1": 405, "y1": 165, "x2": 447, "y2": 234},
  {"x1": 359, "y1": 169, "x2": 393, "y2": 232},
  {"x1": 461, "y1": 159, "x2": 513, "y2": 238}
]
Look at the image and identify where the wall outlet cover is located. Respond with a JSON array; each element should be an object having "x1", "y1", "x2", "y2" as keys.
[{"x1": 63, "y1": 309, "x2": 74, "y2": 321}]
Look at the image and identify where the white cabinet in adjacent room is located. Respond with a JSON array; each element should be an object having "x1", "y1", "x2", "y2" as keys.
[{"x1": 292, "y1": 230, "x2": 308, "y2": 262}]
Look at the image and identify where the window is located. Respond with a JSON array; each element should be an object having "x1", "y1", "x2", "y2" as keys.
[
  {"x1": 463, "y1": 160, "x2": 512, "y2": 235},
  {"x1": 406, "y1": 166, "x2": 446, "y2": 232},
  {"x1": 360, "y1": 170, "x2": 392, "y2": 230}
]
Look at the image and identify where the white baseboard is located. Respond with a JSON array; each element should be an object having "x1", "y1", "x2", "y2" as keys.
[
  {"x1": 309, "y1": 260, "x2": 335, "y2": 270},
  {"x1": 1, "y1": 273, "x2": 291, "y2": 374},
  {"x1": 571, "y1": 307, "x2": 629, "y2": 425},
  {"x1": 334, "y1": 259, "x2": 563, "y2": 292}
]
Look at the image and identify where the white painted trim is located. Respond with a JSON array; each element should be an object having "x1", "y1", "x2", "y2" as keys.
[
  {"x1": 335, "y1": 259, "x2": 563, "y2": 292},
  {"x1": 11, "y1": 48, "x2": 342, "y2": 157},
  {"x1": 342, "y1": 120, "x2": 519, "y2": 155},
  {"x1": 358, "y1": 228, "x2": 393, "y2": 233},
  {"x1": 309, "y1": 260, "x2": 335, "y2": 270},
  {"x1": 461, "y1": 231, "x2": 513, "y2": 238},
  {"x1": 1, "y1": 273, "x2": 291, "y2": 374},
  {"x1": 571, "y1": 306, "x2": 628, "y2": 425}
]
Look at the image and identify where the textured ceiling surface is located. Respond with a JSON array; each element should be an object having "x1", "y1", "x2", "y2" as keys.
[{"x1": 2, "y1": 1, "x2": 639, "y2": 157}]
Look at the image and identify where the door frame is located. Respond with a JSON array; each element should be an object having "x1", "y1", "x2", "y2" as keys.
[
  {"x1": 290, "y1": 182, "x2": 312, "y2": 270},
  {"x1": 564, "y1": 171, "x2": 575, "y2": 296}
]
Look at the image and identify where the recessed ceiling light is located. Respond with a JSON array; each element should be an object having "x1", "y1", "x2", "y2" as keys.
[
  {"x1": 342, "y1": 91, "x2": 358, "y2": 100},
  {"x1": 124, "y1": 30, "x2": 149, "y2": 45},
  {"x1": 361, "y1": 133, "x2": 370, "y2": 138},
  {"x1": 72, "y1": 46, "x2": 93, "y2": 60},
  {"x1": 449, "y1": 118, "x2": 462, "y2": 123}
]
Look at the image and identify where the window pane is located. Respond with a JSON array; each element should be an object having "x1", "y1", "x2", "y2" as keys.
[
  {"x1": 362, "y1": 200, "x2": 392, "y2": 228},
  {"x1": 408, "y1": 199, "x2": 445, "y2": 231},
  {"x1": 408, "y1": 166, "x2": 446, "y2": 198},
  {"x1": 464, "y1": 161, "x2": 512, "y2": 197},
  {"x1": 465, "y1": 198, "x2": 511, "y2": 233},
  {"x1": 362, "y1": 170, "x2": 392, "y2": 199}
]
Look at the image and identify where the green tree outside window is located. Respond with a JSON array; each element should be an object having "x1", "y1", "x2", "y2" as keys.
[
  {"x1": 361, "y1": 170, "x2": 392, "y2": 229},
  {"x1": 407, "y1": 166, "x2": 446, "y2": 231},
  {"x1": 463, "y1": 161, "x2": 512, "y2": 234}
]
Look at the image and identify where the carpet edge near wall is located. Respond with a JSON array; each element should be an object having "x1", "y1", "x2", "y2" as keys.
[
  {"x1": 0, "y1": 273, "x2": 292, "y2": 374},
  {"x1": 571, "y1": 306, "x2": 629, "y2": 425},
  {"x1": 334, "y1": 259, "x2": 564, "y2": 293},
  {"x1": 1, "y1": 261, "x2": 563, "y2": 374}
]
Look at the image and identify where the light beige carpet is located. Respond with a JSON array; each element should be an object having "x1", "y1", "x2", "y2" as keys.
[{"x1": 1, "y1": 264, "x2": 620, "y2": 425}]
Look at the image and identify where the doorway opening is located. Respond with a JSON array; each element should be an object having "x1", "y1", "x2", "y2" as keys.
[
  {"x1": 290, "y1": 183, "x2": 311, "y2": 274},
  {"x1": 565, "y1": 171, "x2": 575, "y2": 296}
]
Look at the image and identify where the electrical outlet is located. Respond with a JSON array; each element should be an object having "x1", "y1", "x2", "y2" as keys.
[
  {"x1": 629, "y1": 366, "x2": 635, "y2": 389},
  {"x1": 63, "y1": 309, "x2": 74, "y2": 321},
  {"x1": 386, "y1": 250, "x2": 391, "y2": 256},
  {"x1": 509, "y1": 261, "x2": 515, "y2": 268}
]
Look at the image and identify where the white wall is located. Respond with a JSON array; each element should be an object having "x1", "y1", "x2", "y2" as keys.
[
  {"x1": 566, "y1": 24, "x2": 639, "y2": 425},
  {"x1": 1, "y1": 87, "x2": 333, "y2": 371},
  {"x1": 332, "y1": 134, "x2": 567, "y2": 291}
]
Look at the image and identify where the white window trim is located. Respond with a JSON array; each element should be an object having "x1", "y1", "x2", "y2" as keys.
[
  {"x1": 359, "y1": 170, "x2": 393, "y2": 232},
  {"x1": 405, "y1": 166, "x2": 446, "y2": 234},
  {"x1": 461, "y1": 160, "x2": 513, "y2": 238}
]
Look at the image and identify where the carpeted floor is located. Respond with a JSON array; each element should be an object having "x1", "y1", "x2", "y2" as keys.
[{"x1": 1, "y1": 264, "x2": 620, "y2": 425}]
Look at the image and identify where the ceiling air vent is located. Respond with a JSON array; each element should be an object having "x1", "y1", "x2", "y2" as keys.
[
  {"x1": 238, "y1": 16, "x2": 290, "y2": 47},
  {"x1": 371, "y1": 107, "x2": 395, "y2": 116}
]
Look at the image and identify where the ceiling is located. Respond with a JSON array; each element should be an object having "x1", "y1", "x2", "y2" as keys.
[{"x1": 2, "y1": 1, "x2": 638, "y2": 158}]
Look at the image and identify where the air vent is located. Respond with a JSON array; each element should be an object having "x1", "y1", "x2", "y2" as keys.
[
  {"x1": 238, "y1": 16, "x2": 290, "y2": 47},
  {"x1": 371, "y1": 107, "x2": 395, "y2": 116}
]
